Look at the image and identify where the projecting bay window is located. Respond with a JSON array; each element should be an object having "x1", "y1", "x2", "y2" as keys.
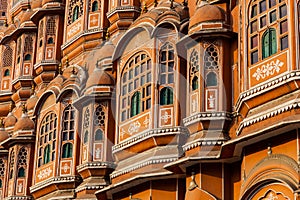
[{"x1": 249, "y1": 0, "x2": 288, "y2": 64}]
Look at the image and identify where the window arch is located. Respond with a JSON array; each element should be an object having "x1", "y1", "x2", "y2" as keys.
[
  {"x1": 248, "y1": 0, "x2": 288, "y2": 64},
  {"x1": 4, "y1": 69, "x2": 10, "y2": 76},
  {"x1": 131, "y1": 91, "x2": 141, "y2": 117},
  {"x1": 47, "y1": 37, "x2": 54, "y2": 44},
  {"x1": 92, "y1": 1, "x2": 99, "y2": 11},
  {"x1": 72, "y1": 6, "x2": 79, "y2": 22},
  {"x1": 192, "y1": 76, "x2": 199, "y2": 90},
  {"x1": 24, "y1": 54, "x2": 31, "y2": 61},
  {"x1": 38, "y1": 112, "x2": 57, "y2": 167},
  {"x1": 206, "y1": 72, "x2": 218, "y2": 87},
  {"x1": 17, "y1": 167, "x2": 25, "y2": 177},
  {"x1": 95, "y1": 129, "x2": 103, "y2": 141},
  {"x1": 62, "y1": 143, "x2": 73, "y2": 158},
  {"x1": 160, "y1": 87, "x2": 173, "y2": 105},
  {"x1": 120, "y1": 52, "x2": 152, "y2": 121}
]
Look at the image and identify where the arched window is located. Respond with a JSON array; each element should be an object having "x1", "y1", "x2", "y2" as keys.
[
  {"x1": 190, "y1": 49, "x2": 200, "y2": 91},
  {"x1": 160, "y1": 87, "x2": 173, "y2": 105},
  {"x1": 47, "y1": 37, "x2": 54, "y2": 44},
  {"x1": 192, "y1": 76, "x2": 199, "y2": 91},
  {"x1": 249, "y1": 0, "x2": 288, "y2": 64},
  {"x1": 73, "y1": 6, "x2": 79, "y2": 22},
  {"x1": 92, "y1": 1, "x2": 98, "y2": 11},
  {"x1": 95, "y1": 129, "x2": 103, "y2": 141},
  {"x1": 24, "y1": 54, "x2": 31, "y2": 61},
  {"x1": 43, "y1": 145, "x2": 50, "y2": 164},
  {"x1": 17, "y1": 167, "x2": 25, "y2": 177},
  {"x1": 262, "y1": 28, "x2": 277, "y2": 59},
  {"x1": 131, "y1": 91, "x2": 141, "y2": 117},
  {"x1": 17, "y1": 148, "x2": 27, "y2": 178},
  {"x1": 120, "y1": 52, "x2": 152, "y2": 121},
  {"x1": 62, "y1": 143, "x2": 73, "y2": 158},
  {"x1": 4, "y1": 69, "x2": 10, "y2": 76},
  {"x1": 0, "y1": 179, "x2": 2, "y2": 188},
  {"x1": 206, "y1": 72, "x2": 217, "y2": 87},
  {"x1": 38, "y1": 113, "x2": 57, "y2": 167},
  {"x1": 61, "y1": 105, "x2": 75, "y2": 159}
]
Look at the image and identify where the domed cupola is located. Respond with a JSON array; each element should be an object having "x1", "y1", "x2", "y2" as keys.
[
  {"x1": 13, "y1": 106, "x2": 34, "y2": 132},
  {"x1": 4, "y1": 111, "x2": 17, "y2": 128},
  {"x1": 189, "y1": 0, "x2": 229, "y2": 34},
  {"x1": 85, "y1": 68, "x2": 115, "y2": 89}
]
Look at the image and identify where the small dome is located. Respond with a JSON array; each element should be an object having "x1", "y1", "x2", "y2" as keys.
[
  {"x1": 4, "y1": 112, "x2": 17, "y2": 128},
  {"x1": 86, "y1": 68, "x2": 114, "y2": 88},
  {"x1": 26, "y1": 94, "x2": 38, "y2": 111},
  {"x1": 14, "y1": 113, "x2": 34, "y2": 132},
  {"x1": 189, "y1": 4, "x2": 226, "y2": 29}
]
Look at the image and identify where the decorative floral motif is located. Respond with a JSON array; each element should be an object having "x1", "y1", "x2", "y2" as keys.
[
  {"x1": 161, "y1": 111, "x2": 172, "y2": 123},
  {"x1": 128, "y1": 121, "x2": 141, "y2": 135},
  {"x1": 143, "y1": 117, "x2": 151, "y2": 128},
  {"x1": 252, "y1": 59, "x2": 284, "y2": 81},
  {"x1": 37, "y1": 167, "x2": 52, "y2": 180}
]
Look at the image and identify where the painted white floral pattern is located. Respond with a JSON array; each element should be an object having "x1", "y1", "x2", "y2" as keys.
[{"x1": 252, "y1": 59, "x2": 284, "y2": 81}]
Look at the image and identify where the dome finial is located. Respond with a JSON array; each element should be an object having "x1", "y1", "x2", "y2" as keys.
[
  {"x1": 22, "y1": 104, "x2": 27, "y2": 114},
  {"x1": 141, "y1": 1, "x2": 148, "y2": 13}
]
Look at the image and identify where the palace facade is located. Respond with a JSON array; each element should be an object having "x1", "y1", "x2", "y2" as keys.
[{"x1": 0, "y1": 0, "x2": 298, "y2": 199}]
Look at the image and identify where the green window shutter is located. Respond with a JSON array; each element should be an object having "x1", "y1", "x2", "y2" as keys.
[
  {"x1": 168, "y1": 88, "x2": 173, "y2": 104},
  {"x1": 44, "y1": 145, "x2": 50, "y2": 164},
  {"x1": 131, "y1": 92, "x2": 141, "y2": 117},
  {"x1": 270, "y1": 29, "x2": 277, "y2": 55},
  {"x1": 18, "y1": 167, "x2": 25, "y2": 177},
  {"x1": 262, "y1": 29, "x2": 270, "y2": 59},
  {"x1": 73, "y1": 6, "x2": 79, "y2": 22},
  {"x1": 192, "y1": 76, "x2": 199, "y2": 91},
  {"x1": 160, "y1": 88, "x2": 173, "y2": 105},
  {"x1": 95, "y1": 129, "x2": 103, "y2": 141}
]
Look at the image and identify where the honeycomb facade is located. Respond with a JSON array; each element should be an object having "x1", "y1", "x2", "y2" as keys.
[{"x1": 0, "y1": 0, "x2": 299, "y2": 199}]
